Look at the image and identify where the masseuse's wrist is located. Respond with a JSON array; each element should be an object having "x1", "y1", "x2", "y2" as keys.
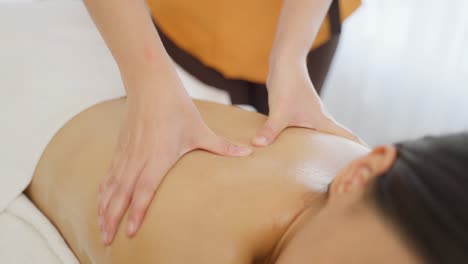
[
  {"x1": 123, "y1": 72, "x2": 190, "y2": 124},
  {"x1": 267, "y1": 52, "x2": 308, "y2": 91},
  {"x1": 269, "y1": 45, "x2": 308, "y2": 70},
  {"x1": 267, "y1": 53, "x2": 325, "y2": 113},
  {"x1": 121, "y1": 57, "x2": 186, "y2": 101}
]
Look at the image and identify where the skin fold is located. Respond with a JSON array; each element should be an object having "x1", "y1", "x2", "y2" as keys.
[{"x1": 26, "y1": 99, "x2": 417, "y2": 264}]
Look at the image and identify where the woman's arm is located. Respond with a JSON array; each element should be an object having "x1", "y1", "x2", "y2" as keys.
[
  {"x1": 82, "y1": 0, "x2": 172, "y2": 92},
  {"x1": 269, "y1": 0, "x2": 332, "y2": 66},
  {"x1": 83, "y1": 0, "x2": 251, "y2": 246},
  {"x1": 252, "y1": 0, "x2": 363, "y2": 147}
]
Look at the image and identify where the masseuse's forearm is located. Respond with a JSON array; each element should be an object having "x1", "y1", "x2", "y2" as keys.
[
  {"x1": 83, "y1": 0, "x2": 176, "y2": 96},
  {"x1": 270, "y1": 0, "x2": 332, "y2": 66}
]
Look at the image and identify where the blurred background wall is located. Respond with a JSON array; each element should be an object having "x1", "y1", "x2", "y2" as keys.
[
  {"x1": 2, "y1": 0, "x2": 467, "y2": 146},
  {"x1": 322, "y1": 0, "x2": 468, "y2": 145}
]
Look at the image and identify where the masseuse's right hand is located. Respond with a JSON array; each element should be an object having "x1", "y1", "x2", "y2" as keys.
[{"x1": 97, "y1": 71, "x2": 252, "y2": 245}]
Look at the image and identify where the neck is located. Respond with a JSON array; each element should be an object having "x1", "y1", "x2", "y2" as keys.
[{"x1": 265, "y1": 193, "x2": 328, "y2": 264}]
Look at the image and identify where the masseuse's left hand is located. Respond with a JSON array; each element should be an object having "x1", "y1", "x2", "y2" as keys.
[{"x1": 252, "y1": 61, "x2": 364, "y2": 147}]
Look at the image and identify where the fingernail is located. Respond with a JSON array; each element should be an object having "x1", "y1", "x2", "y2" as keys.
[
  {"x1": 127, "y1": 221, "x2": 137, "y2": 236},
  {"x1": 253, "y1": 136, "x2": 268, "y2": 146},
  {"x1": 337, "y1": 185, "x2": 345, "y2": 195},
  {"x1": 236, "y1": 146, "x2": 252, "y2": 156},
  {"x1": 350, "y1": 177, "x2": 362, "y2": 189},
  {"x1": 102, "y1": 231, "x2": 109, "y2": 244}
]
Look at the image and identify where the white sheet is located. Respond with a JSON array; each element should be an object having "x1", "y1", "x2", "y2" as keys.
[
  {"x1": 0, "y1": 1, "x2": 126, "y2": 212},
  {"x1": 0, "y1": 194, "x2": 78, "y2": 263}
]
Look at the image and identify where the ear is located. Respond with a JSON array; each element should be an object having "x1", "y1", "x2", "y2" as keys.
[{"x1": 329, "y1": 145, "x2": 397, "y2": 198}]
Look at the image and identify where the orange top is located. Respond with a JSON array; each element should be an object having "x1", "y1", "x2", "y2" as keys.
[{"x1": 147, "y1": 0, "x2": 361, "y2": 83}]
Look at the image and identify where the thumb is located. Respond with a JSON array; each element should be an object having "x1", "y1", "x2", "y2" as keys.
[
  {"x1": 198, "y1": 135, "x2": 252, "y2": 157},
  {"x1": 252, "y1": 116, "x2": 287, "y2": 147}
]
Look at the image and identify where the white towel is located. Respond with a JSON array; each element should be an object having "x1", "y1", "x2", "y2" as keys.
[{"x1": 0, "y1": 194, "x2": 79, "y2": 263}]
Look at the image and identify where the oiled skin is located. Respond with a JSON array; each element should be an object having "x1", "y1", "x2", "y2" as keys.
[{"x1": 26, "y1": 99, "x2": 369, "y2": 264}]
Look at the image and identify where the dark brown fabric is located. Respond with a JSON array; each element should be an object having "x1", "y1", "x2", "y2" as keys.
[
  {"x1": 245, "y1": 35, "x2": 341, "y2": 114},
  {"x1": 306, "y1": 35, "x2": 341, "y2": 95},
  {"x1": 155, "y1": 1, "x2": 342, "y2": 114},
  {"x1": 329, "y1": 0, "x2": 342, "y2": 34}
]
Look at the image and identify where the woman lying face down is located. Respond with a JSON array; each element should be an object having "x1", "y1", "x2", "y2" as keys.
[
  {"x1": 274, "y1": 132, "x2": 468, "y2": 264},
  {"x1": 27, "y1": 99, "x2": 468, "y2": 264}
]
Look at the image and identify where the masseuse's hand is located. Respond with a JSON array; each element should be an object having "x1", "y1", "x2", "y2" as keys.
[
  {"x1": 252, "y1": 62, "x2": 364, "y2": 147},
  {"x1": 98, "y1": 73, "x2": 252, "y2": 246}
]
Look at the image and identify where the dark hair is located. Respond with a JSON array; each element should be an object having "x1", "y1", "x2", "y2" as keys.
[{"x1": 371, "y1": 132, "x2": 468, "y2": 264}]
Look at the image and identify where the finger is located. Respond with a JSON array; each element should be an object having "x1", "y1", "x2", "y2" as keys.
[
  {"x1": 252, "y1": 116, "x2": 287, "y2": 147},
  {"x1": 100, "y1": 154, "x2": 144, "y2": 245},
  {"x1": 198, "y1": 135, "x2": 252, "y2": 157},
  {"x1": 98, "y1": 173, "x2": 118, "y2": 222},
  {"x1": 98, "y1": 145, "x2": 134, "y2": 210},
  {"x1": 98, "y1": 155, "x2": 129, "y2": 231},
  {"x1": 98, "y1": 164, "x2": 125, "y2": 214},
  {"x1": 98, "y1": 155, "x2": 125, "y2": 218},
  {"x1": 98, "y1": 162, "x2": 118, "y2": 214},
  {"x1": 101, "y1": 167, "x2": 140, "y2": 245},
  {"x1": 126, "y1": 160, "x2": 168, "y2": 237}
]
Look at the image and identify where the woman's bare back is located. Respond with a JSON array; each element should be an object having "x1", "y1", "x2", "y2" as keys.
[{"x1": 26, "y1": 99, "x2": 368, "y2": 264}]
